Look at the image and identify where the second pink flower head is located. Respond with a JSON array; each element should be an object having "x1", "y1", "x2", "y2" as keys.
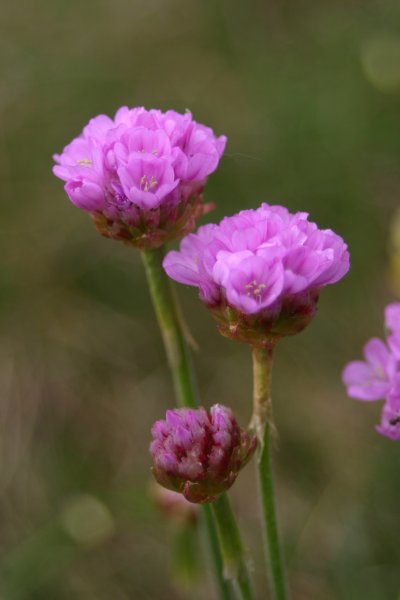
[{"x1": 164, "y1": 204, "x2": 349, "y2": 347}]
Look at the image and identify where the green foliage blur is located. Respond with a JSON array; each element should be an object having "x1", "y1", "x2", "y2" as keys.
[{"x1": 1, "y1": 0, "x2": 400, "y2": 598}]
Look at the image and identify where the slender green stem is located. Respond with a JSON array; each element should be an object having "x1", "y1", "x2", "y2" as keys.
[
  {"x1": 141, "y1": 247, "x2": 198, "y2": 408},
  {"x1": 252, "y1": 346, "x2": 289, "y2": 600},
  {"x1": 212, "y1": 495, "x2": 255, "y2": 600},
  {"x1": 141, "y1": 247, "x2": 232, "y2": 600},
  {"x1": 201, "y1": 504, "x2": 232, "y2": 600}
]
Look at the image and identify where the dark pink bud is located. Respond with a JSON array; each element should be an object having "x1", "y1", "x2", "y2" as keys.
[{"x1": 149, "y1": 405, "x2": 257, "y2": 503}]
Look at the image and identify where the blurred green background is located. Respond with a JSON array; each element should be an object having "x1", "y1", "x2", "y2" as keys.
[{"x1": 1, "y1": 0, "x2": 400, "y2": 598}]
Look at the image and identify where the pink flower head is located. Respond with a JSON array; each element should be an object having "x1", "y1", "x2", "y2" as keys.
[
  {"x1": 53, "y1": 107, "x2": 226, "y2": 248},
  {"x1": 343, "y1": 302, "x2": 400, "y2": 441},
  {"x1": 163, "y1": 203, "x2": 349, "y2": 347},
  {"x1": 150, "y1": 404, "x2": 256, "y2": 503}
]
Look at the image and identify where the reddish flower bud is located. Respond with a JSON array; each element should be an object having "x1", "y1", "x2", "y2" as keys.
[{"x1": 150, "y1": 405, "x2": 256, "y2": 503}]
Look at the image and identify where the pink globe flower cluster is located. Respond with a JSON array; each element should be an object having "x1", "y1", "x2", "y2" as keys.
[
  {"x1": 150, "y1": 405, "x2": 256, "y2": 503},
  {"x1": 53, "y1": 107, "x2": 226, "y2": 248},
  {"x1": 163, "y1": 203, "x2": 349, "y2": 347},
  {"x1": 342, "y1": 302, "x2": 400, "y2": 440}
]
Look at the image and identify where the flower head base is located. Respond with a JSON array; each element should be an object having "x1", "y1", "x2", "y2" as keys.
[
  {"x1": 150, "y1": 405, "x2": 256, "y2": 503},
  {"x1": 342, "y1": 302, "x2": 400, "y2": 441},
  {"x1": 163, "y1": 204, "x2": 349, "y2": 347},
  {"x1": 53, "y1": 107, "x2": 226, "y2": 249}
]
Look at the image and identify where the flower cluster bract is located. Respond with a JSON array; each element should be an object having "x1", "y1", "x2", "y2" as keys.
[
  {"x1": 150, "y1": 404, "x2": 256, "y2": 503},
  {"x1": 342, "y1": 302, "x2": 400, "y2": 440},
  {"x1": 163, "y1": 204, "x2": 349, "y2": 347},
  {"x1": 53, "y1": 107, "x2": 226, "y2": 248}
]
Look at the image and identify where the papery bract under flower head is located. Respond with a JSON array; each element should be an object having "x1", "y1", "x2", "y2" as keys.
[
  {"x1": 53, "y1": 107, "x2": 226, "y2": 248},
  {"x1": 163, "y1": 203, "x2": 349, "y2": 347},
  {"x1": 150, "y1": 404, "x2": 256, "y2": 503}
]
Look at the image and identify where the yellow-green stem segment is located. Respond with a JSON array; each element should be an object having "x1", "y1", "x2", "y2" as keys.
[{"x1": 252, "y1": 346, "x2": 289, "y2": 600}]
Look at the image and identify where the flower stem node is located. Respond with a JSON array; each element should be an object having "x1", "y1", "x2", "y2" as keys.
[{"x1": 150, "y1": 405, "x2": 257, "y2": 503}]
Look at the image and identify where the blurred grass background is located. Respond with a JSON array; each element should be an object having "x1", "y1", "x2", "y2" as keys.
[{"x1": 1, "y1": 0, "x2": 400, "y2": 598}]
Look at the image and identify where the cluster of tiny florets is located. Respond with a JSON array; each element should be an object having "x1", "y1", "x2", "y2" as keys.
[
  {"x1": 53, "y1": 107, "x2": 226, "y2": 248},
  {"x1": 150, "y1": 405, "x2": 256, "y2": 503},
  {"x1": 164, "y1": 204, "x2": 349, "y2": 346}
]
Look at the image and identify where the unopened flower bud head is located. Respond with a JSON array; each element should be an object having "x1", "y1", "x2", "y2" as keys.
[
  {"x1": 150, "y1": 405, "x2": 257, "y2": 503},
  {"x1": 53, "y1": 107, "x2": 226, "y2": 249},
  {"x1": 163, "y1": 204, "x2": 350, "y2": 348}
]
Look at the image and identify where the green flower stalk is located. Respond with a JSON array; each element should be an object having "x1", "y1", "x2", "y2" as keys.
[
  {"x1": 52, "y1": 106, "x2": 242, "y2": 600},
  {"x1": 163, "y1": 202, "x2": 350, "y2": 599},
  {"x1": 251, "y1": 347, "x2": 288, "y2": 600},
  {"x1": 142, "y1": 246, "x2": 255, "y2": 600},
  {"x1": 141, "y1": 247, "x2": 198, "y2": 409}
]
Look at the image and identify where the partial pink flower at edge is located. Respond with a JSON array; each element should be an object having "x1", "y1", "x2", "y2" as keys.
[{"x1": 342, "y1": 338, "x2": 396, "y2": 401}]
